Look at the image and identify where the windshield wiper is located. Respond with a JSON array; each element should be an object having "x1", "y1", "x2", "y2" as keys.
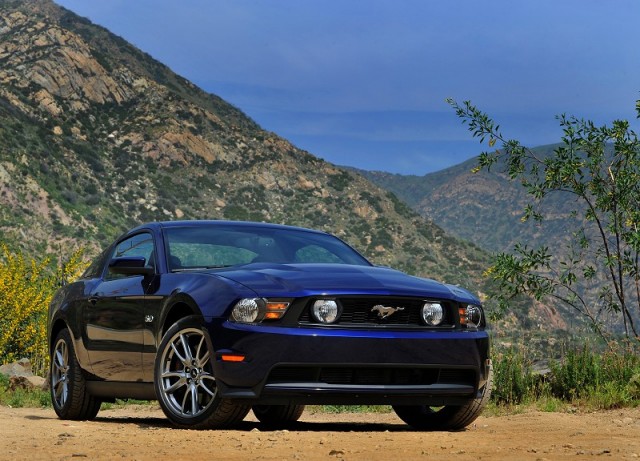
[{"x1": 172, "y1": 265, "x2": 232, "y2": 272}]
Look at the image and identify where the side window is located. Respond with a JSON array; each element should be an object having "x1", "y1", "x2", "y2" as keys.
[
  {"x1": 106, "y1": 233, "x2": 155, "y2": 279},
  {"x1": 82, "y1": 247, "x2": 111, "y2": 279}
]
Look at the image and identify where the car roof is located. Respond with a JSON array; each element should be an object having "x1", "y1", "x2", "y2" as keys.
[{"x1": 127, "y1": 220, "x2": 330, "y2": 236}]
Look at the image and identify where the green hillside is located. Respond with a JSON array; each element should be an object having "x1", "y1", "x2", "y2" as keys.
[{"x1": 0, "y1": 0, "x2": 492, "y2": 292}]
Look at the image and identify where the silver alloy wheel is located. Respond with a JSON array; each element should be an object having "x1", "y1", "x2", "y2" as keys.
[
  {"x1": 158, "y1": 327, "x2": 216, "y2": 418},
  {"x1": 51, "y1": 337, "x2": 69, "y2": 409}
]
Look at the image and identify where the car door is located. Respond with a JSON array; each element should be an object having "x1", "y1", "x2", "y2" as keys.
[{"x1": 84, "y1": 232, "x2": 156, "y2": 381}]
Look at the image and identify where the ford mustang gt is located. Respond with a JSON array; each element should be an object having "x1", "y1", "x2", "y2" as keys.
[{"x1": 48, "y1": 220, "x2": 491, "y2": 430}]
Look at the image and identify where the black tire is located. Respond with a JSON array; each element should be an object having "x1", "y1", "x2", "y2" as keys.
[
  {"x1": 154, "y1": 316, "x2": 250, "y2": 429},
  {"x1": 50, "y1": 328, "x2": 101, "y2": 420},
  {"x1": 393, "y1": 365, "x2": 493, "y2": 431},
  {"x1": 252, "y1": 404, "x2": 305, "y2": 428}
]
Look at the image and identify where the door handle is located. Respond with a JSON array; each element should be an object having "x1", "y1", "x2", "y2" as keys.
[{"x1": 88, "y1": 296, "x2": 99, "y2": 306}]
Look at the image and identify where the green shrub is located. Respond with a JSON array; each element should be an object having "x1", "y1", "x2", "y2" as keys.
[
  {"x1": 0, "y1": 372, "x2": 8, "y2": 389},
  {"x1": 0, "y1": 373, "x2": 50, "y2": 408},
  {"x1": 549, "y1": 345, "x2": 599, "y2": 400},
  {"x1": 492, "y1": 346, "x2": 538, "y2": 405},
  {"x1": 548, "y1": 342, "x2": 640, "y2": 408},
  {"x1": 490, "y1": 340, "x2": 640, "y2": 410}
]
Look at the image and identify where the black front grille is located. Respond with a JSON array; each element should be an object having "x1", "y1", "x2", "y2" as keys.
[
  {"x1": 266, "y1": 366, "x2": 475, "y2": 387},
  {"x1": 298, "y1": 297, "x2": 455, "y2": 328}
]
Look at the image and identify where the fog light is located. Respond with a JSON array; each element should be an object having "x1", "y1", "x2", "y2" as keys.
[
  {"x1": 422, "y1": 302, "x2": 444, "y2": 326},
  {"x1": 311, "y1": 299, "x2": 340, "y2": 324},
  {"x1": 231, "y1": 298, "x2": 265, "y2": 323},
  {"x1": 460, "y1": 304, "x2": 483, "y2": 329}
]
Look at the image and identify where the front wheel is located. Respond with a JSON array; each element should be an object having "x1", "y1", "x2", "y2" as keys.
[
  {"x1": 252, "y1": 404, "x2": 305, "y2": 428},
  {"x1": 393, "y1": 366, "x2": 493, "y2": 431},
  {"x1": 154, "y1": 316, "x2": 250, "y2": 429},
  {"x1": 50, "y1": 328, "x2": 101, "y2": 420}
]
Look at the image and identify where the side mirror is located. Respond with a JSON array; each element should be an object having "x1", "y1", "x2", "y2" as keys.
[{"x1": 108, "y1": 256, "x2": 154, "y2": 276}]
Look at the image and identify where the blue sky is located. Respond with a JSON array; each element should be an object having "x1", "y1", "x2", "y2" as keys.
[{"x1": 54, "y1": 0, "x2": 640, "y2": 175}]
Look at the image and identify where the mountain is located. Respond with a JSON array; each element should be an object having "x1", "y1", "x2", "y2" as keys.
[
  {"x1": 0, "y1": 0, "x2": 497, "y2": 293},
  {"x1": 355, "y1": 144, "x2": 581, "y2": 254}
]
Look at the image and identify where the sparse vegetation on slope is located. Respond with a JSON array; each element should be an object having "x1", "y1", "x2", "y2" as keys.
[{"x1": 0, "y1": 0, "x2": 491, "y2": 292}]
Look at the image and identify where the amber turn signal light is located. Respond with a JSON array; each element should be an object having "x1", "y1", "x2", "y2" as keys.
[
  {"x1": 264, "y1": 301, "x2": 290, "y2": 320},
  {"x1": 220, "y1": 354, "x2": 246, "y2": 362}
]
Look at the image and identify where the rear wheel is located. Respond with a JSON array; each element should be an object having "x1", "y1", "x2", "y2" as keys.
[
  {"x1": 155, "y1": 316, "x2": 250, "y2": 429},
  {"x1": 252, "y1": 404, "x2": 305, "y2": 428},
  {"x1": 50, "y1": 328, "x2": 101, "y2": 420},
  {"x1": 393, "y1": 366, "x2": 493, "y2": 431}
]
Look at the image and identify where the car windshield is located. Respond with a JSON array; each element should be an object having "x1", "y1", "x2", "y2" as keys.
[{"x1": 163, "y1": 225, "x2": 371, "y2": 271}]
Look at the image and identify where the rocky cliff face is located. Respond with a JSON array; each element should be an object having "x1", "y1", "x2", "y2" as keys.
[
  {"x1": 0, "y1": 0, "x2": 491, "y2": 291},
  {"x1": 1, "y1": 12, "x2": 133, "y2": 108}
]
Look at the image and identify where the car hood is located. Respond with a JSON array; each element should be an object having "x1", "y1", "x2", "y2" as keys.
[{"x1": 212, "y1": 263, "x2": 480, "y2": 304}]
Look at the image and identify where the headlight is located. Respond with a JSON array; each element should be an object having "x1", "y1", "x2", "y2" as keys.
[
  {"x1": 421, "y1": 302, "x2": 444, "y2": 326},
  {"x1": 459, "y1": 304, "x2": 483, "y2": 329},
  {"x1": 311, "y1": 299, "x2": 340, "y2": 324},
  {"x1": 230, "y1": 298, "x2": 290, "y2": 323},
  {"x1": 231, "y1": 298, "x2": 265, "y2": 323}
]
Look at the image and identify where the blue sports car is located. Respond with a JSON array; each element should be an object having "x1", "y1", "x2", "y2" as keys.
[{"x1": 48, "y1": 220, "x2": 491, "y2": 430}]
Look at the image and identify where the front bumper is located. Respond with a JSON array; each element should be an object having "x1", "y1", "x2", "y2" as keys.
[{"x1": 207, "y1": 320, "x2": 491, "y2": 406}]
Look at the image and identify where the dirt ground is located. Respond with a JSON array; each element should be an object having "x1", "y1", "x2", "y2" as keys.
[{"x1": 1, "y1": 405, "x2": 639, "y2": 461}]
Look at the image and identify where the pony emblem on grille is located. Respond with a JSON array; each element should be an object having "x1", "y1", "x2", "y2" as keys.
[{"x1": 371, "y1": 305, "x2": 405, "y2": 319}]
